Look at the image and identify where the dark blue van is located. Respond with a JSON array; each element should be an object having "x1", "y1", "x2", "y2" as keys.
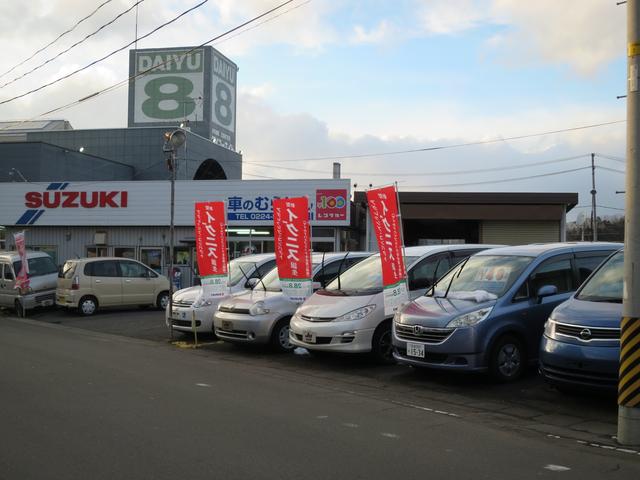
[
  {"x1": 392, "y1": 242, "x2": 622, "y2": 382},
  {"x1": 539, "y1": 249, "x2": 623, "y2": 391}
]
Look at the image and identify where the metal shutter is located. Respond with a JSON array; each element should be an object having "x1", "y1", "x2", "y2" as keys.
[{"x1": 480, "y1": 220, "x2": 560, "y2": 246}]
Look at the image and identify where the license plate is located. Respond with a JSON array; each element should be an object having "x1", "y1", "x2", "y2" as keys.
[
  {"x1": 303, "y1": 331, "x2": 316, "y2": 343},
  {"x1": 406, "y1": 342, "x2": 425, "y2": 358},
  {"x1": 222, "y1": 320, "x2": 233, "y2": 331},
  {"x1": 181, "y1": 311, "x2": 187, "y2": 320}
]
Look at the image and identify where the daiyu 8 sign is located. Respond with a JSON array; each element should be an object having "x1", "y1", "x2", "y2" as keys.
[{"x1": 128, "y1": 46, "x2": 238, "y2": 149}]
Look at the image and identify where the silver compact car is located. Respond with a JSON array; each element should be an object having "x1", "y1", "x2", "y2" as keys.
[
  {"x1": 166, "y1": 254, "x2": 276, "y2": 334},
  {"x1": 214, "y1": 252, "x2": 370, "y2": 351}
]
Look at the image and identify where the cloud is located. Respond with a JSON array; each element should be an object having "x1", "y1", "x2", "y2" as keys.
[
  {"x1": 419, "y1": 0, "x2": 492, "y2": 35},
  {"x1": 350, "y1": 20, "x2": 393, "y2": 45}
]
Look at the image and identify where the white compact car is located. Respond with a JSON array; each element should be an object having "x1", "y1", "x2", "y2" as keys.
[
  {"x1": 289, "y1": 244, "x2": 503, "y2": 363},
  {"x1": 214, "y1": 252, "x2": 371, "y2": 351},
  {"x1": 166, "y1": 254, "x2": 276, "y2": 334}
]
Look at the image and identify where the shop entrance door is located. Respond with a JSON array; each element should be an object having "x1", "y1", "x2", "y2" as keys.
[{"x1": 140, "y1": 247, "x2": 163, "y2": 275}]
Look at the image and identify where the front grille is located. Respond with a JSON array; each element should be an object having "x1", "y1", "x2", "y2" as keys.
[
  {"x1": 293, "y1": 333, "x2": 332, "y2": 345},
  {"x1": 172, "y1": 319, "x2": 202, "y2": 327},
  {"x1": 35, "y1": 292, "x2": 55, "y2": 303},
  {"x1": 395, "y1": 323, "x2": 454, "y2": 344},
  {"x1": 299, "y1": 314, "x2": 335, "y2": 323},
  {"x1": 541, "y1": 364, "x2": 618, "y2": 387},
  {"x1": 555, "y1": 322, "x2": 620, "y2": 341},
  {"x1": 173, "y1": 299, "x2": 193, "y2": 307},
  {"x1": 218, "y1": 305, "x2": 251, "y2": 315},
  {"x1": 216, "y1": 328, "x2": 248, "y2": 339}
]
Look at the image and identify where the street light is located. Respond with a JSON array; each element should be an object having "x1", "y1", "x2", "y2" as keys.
[{"x1": 163, "y1": 129, "x2": 186, "y2": 340}]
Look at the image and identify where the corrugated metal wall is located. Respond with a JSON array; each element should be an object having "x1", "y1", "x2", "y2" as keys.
[{"x1": 480, "y1": 220, "x2": 560, "y2": 245}]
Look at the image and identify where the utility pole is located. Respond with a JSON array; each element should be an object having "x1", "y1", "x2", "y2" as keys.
[
  {"x1": 591, "y1": 153, "x2": 598, "y2": 241},
  {"x1": 618, "y1": 0, "x2": 640, "y2": 446}
]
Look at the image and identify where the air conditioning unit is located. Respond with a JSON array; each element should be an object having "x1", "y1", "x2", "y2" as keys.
[{"x1": 94, "y1": 231, "x2": 107, "y2": 245}]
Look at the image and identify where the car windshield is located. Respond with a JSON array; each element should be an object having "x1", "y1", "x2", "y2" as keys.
[
  {"x1": 576, "y1": 251, "x2": 623, "y2": 303},
  {"x1": 228, "y1": 260, "x2": 259, "y2": 286},
  {"x1": 430, "y1": 255, "x2": 533, "y2": 301},
  {"x1": 324, "y1": 255, "x2": 419, "y2": 295},
  {"x1": 13, "y1": 256, "x2": 58, "y2": 278},
  {"x1": 257, "y1": 263, "x2": 321, "y2": 292}
]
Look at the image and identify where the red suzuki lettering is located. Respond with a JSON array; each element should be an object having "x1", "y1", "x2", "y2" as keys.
[
  {"x1": 43, "y1": 191, "x2": 60, "y2": 208},
  {"x1": 24, "y1": 192, "x2": 42, "y2": 208},
  {"x1": 62, "y1": 191, "x2": 79, "y2": 208},
  {"x1": 99, "y1": 191, "x2": 118, "y2": 208},
  {"x1": 80, "y1": 191, "x2": 99, "y2": 208}
]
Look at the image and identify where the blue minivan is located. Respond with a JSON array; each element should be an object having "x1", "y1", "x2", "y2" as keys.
[
  {"x1": 539, "y1": 249, "x2": 623, "y2": 391},
  {"x1": 392, "y1": 242, "x2": 621, "y2": 382}
]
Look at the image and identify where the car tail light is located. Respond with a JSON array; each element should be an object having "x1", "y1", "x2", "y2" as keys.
[{"x1": 71, "y1": 276, "x2": 80, "y2": 290}]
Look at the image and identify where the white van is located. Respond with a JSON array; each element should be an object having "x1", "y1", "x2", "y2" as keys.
[
  {"x1": 0, "y1": 250, "x2": 58, "y2": 317},
  {"x1": 289, "y1": 244, "x2": 503, "y2": 363}
]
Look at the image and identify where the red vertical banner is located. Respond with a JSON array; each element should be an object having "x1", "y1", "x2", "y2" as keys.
[
  {"x1": 273, "y1": 197, "x2": 312, "y2": 302},
  {"x1": 194, "y1": 201, "x2": 229, "y2": 297},
  {"x1": 13, "y1": 231, "x2": 29, "y2": 291},
  {"x1": 366, "y1": 185, "x2": 408, "y2": 314}
]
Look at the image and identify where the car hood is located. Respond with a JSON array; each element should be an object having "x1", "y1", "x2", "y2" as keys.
[
  {"x1": 219, "y1": 289, "x2": 297, "y2": 312},
  {"x1": 552, "y1": 297, "x2": 622, "y2": 328},
  {"x1": 297, "y1": 292, "x2": 379, "y2": 319},
  {"x1": 397, "y1": 295, "x2": 497, "y2": 328},
  {"x1": 173, "y1": 286, "x2": 202, "y2": 302}
]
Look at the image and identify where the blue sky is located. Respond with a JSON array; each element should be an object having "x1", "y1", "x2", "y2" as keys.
[{"x1": 0, "y1": 0, "x2": 629, "y2": 219}]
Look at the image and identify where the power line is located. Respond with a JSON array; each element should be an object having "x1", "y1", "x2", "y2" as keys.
[
  {"x1": 0, "y1": 0, "x2": 114, "y2": 81},
  {"x1": 253, "y1": 120, "x2": 625, "y2": 163},
  {"x1": 2, "y1": 0, "x2": 300, "y2": 127},
  {"x1": 596, "y1": 153, "x2": 626, "y2": 163},
  {"x1": 0, "y1": 0, "x2": 145, "y2": 90},
  {"x1": 598, "y1": 165, "x2": 626, "y2": 174},
  {"x1": 245, "y1": 153, "x2": 590, "y2": 177},
  {"x1": 0, "y1": 0, "x2": 207, "y2": 106}
]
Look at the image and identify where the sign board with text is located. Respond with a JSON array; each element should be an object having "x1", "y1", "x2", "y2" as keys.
[{"x1": 194, "y1": 201, "x2": 229, "y2": 297}]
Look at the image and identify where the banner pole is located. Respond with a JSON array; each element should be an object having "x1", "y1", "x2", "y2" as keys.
[{"x1": 394, "y1": 182, "x2": 410, "y2": 295}]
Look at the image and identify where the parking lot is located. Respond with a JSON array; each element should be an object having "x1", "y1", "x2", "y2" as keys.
[{"x1": 2, "y1": 305, "x2": 621, "y2": 448}]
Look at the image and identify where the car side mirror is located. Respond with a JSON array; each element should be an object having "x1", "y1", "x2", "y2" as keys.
[
  {"x1": 312, "y1": 281, "x2": 322, "y2": 291},
  {"x1": 245, "y1": 278, "x2": 259, "y2": 288},
  {"x1": 536, "y1": 285, "x2": 558, "y2": 303}
]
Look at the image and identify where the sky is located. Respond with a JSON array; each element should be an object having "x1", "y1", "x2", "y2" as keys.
[{"x1": 0, "y1": 0, "x2": 630, "y2": 221}]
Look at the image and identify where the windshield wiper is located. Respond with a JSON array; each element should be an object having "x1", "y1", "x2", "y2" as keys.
[
  {"x1": 581, "y1": 296, "x2": 622, "y2": 303},
  {"x1": 253, "y1": 262, "x2": 267, "y2": 292},
  {"x1": 440, "y1": 256, "x2": 471, "y2": 299},
  {"x1": 336, "y1": 252, "x2": 350, "y2": 291}
]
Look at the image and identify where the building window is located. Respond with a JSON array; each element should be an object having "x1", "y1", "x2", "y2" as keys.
[
  {"x1": 87, "y1": 246, "x2": 108, "y2": 258},
  {"x1": 114, "y1": 247, "x2": 136, "y2": 259}
]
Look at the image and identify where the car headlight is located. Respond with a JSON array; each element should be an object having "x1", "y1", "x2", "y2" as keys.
[
  {"x1": 333, "y1": 305, "x2": 376, "y2": 322},
  {"x1": 544, "y1": 318, "x2": 556, "y2": 337},
  {"x1": 446, "y1": 307, "x2": 493, "y2": 328},
  {"x1": 249, "y1": 301, "x2": 270, "y2": 316},
  {"x1": 192, "y1": 297, "x2": 212, "y2": 309}
]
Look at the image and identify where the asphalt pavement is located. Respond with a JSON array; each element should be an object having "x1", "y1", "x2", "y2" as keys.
[{"x1": 1, "y1": 308, "x2": 639, "y2": 479}]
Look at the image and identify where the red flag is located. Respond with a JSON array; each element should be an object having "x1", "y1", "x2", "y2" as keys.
[
  {"x1": 273, "y1": 197, "x2": 312, "y2": 302},
  {"x1": 13, "y1": 231, "x2": 29, "y2": 291},
  {"x1": 194, "y1": 201, "x2": 228, "y2": 297},
  {"x1": 366, "y1": 185, "x2": 408, "y2": 314}
]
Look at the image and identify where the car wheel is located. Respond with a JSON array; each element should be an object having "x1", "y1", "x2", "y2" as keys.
[
  {"x1": 271, "y1": 317, "x2": 294, "y2": 352},
  {"x1": 371, "y1": 322, "x2": 395, "y2": 364},
  {"x1": 489, "y1": 334, "x2": 525, "y2": 382},
  {"x1": 78, "y1": 296, "x2": 98, "y2": 316},
  {"x1": 14, "y1": 299, "x2": 26, "y2": 318},
  {"x1": 157, "y1": 291, "x2": 170, "y2": 310}
]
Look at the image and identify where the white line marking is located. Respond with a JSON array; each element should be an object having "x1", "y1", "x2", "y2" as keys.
[
  {"x1": 195, "y1": 383, "x2": 211, "y2": 387},
  {"x1": 316, "y1": 415, "x2": 329, "y2": 419},
  {"x1": 544, "y1": 465, "x2": 571, "y2": 472},
  {"x1": 342, "y1": 423, "x2": 359, "y2": 428},
  {"x1": 380, "y1": 432, "x2": 400, "y2": 439}
]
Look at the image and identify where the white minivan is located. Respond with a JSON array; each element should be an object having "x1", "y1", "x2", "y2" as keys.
[{"x1": 289, "y1": 244, "x2": 503, "y2": 363}]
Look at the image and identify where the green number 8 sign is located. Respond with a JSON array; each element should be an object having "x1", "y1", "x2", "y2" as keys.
[
  {"x1": 142, "y1": 76, "x2": 195, "y2": 119},
  {"x1": 214, "y1": 82, "x2": 233, "y2": 127}
]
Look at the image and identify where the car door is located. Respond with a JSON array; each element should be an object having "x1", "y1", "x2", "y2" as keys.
[
  {"x1": 0, "y1": 263, "x2": 16, "y2": 307},
  {"x1": 407, "y1": 253, "x2": 452, "y2": 300},
  {"x1": 510, "y1": 254, "x2": 575, "y2": 355},
  {"x1": 119, "y1": 260, "x2": 155, "y2": 305},
  {"x1": 88, "y1": 260, "x2": 122, "y2": 306}
]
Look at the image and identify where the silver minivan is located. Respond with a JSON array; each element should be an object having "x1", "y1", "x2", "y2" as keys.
[{"x1": 0, "y1": 250, "x2": 58, "y2": 316}]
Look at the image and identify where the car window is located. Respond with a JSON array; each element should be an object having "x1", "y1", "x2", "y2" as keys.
[
  {"x1": 119, "y1": 261, "x2": 149, "y2": 278},
  {"x1": 85, "y1": 260, "x2": 119, "y2": 277},
  {"x1": 518, "y1": 256, "x2": 573, "y2": 300},
  {"x1": 13, "y1": 256, "x2": 58, "y2": 278},
  {"x1": 254, "y1": 259, "x2": 276, "y2": 279},
  {"x1": 2, "y1": 264, "x2": 14, "y2": 280},
  {"x1": 576, "y1": 251, "x2": 623, "y2": 302},
  {"x1": 409, "y1": 254, "x2": 449, "y2": 291},
  {"x1": 575, "y1": 254, "x2": 609, "y2": 285},
  {"x1": 313, "y1": 260, "x2": 343, "y2": 286},
  {"x1": 62, "y1": 261, "x2": 76, "y2": 279}
]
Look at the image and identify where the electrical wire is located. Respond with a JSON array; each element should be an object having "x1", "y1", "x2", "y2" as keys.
[
  {"x1": 1, "y1": 0, "x2": 300, "y2": 128},
  {"x1": 598, "y1": 165, "x2": 626, "y2": 174},
  {"x1": 596, "y1": 153, "x2": 626, "y2": 163},
  {"x1": 0, "y1": 0, "x2": 145, "y2": 90},
  {"x1": 0, "y1": 0, "x2": 207, "y2": 106},
  {"x1": 0, "y1": 0, "x2": 114, "y2": 80}
]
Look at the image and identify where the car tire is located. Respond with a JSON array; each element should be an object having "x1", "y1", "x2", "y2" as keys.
[
  {"x1": 157, "y1": 291, "x2": 170, "y2": 310},
  {"x1": 14, "y1": 299, "x2": 26, "y2": 318},
  {"x1": 371, "y1": 321, "x2": 395, "y2": 365},
  {"x1": 270, "y1": 317, "x2": 294, "y2": 353},
  {"x1": 489, "y1": 334, "x2": 526, "y2": 382},
  {"x1": 78, "y1": 296, "x2": 98, "y2": 316}
]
